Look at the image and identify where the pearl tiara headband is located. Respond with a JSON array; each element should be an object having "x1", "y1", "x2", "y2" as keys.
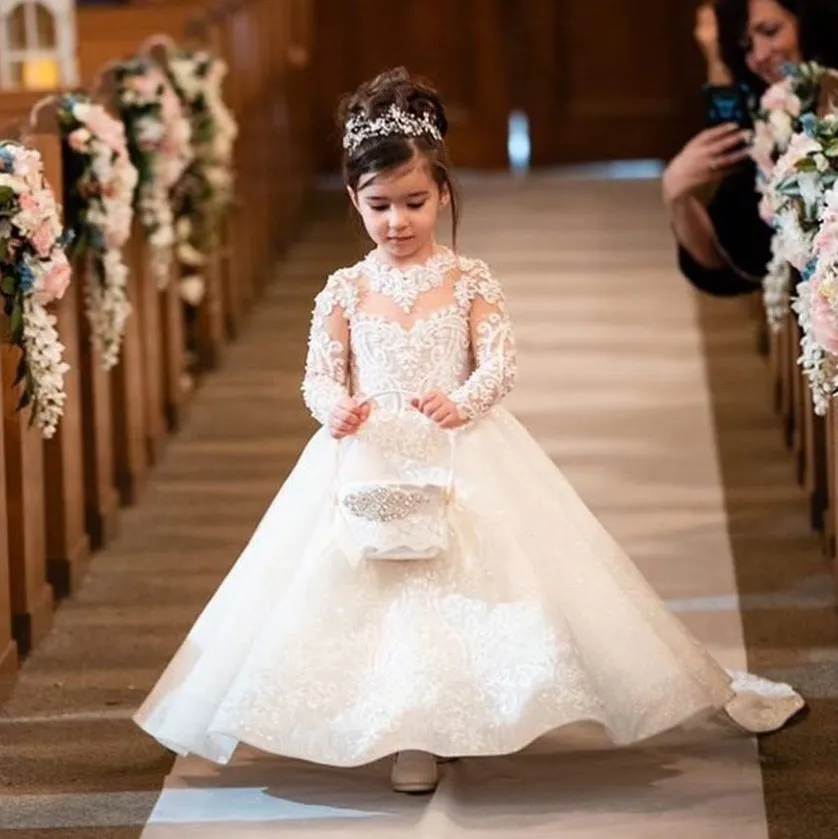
[{"x1": 342, "y1": 104, "x2": 443, "y2": 154}]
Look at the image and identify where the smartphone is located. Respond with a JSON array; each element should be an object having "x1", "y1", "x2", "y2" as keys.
[{"x1": 702, "y1": 83, "x2": 753, "y2": 130}]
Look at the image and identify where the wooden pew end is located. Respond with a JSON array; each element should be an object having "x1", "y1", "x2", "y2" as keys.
[
  {"x1": 0, "y1": 637, "x2": 18, "y2": 703},
  {"x1": 12, "y1": 582, "x2": 53, "y2": 657},
  {"x1": 48, "y1": 535, "x2": 92, "y2": 601}
]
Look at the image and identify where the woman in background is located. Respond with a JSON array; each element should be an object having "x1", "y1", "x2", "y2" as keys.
[{"x1": 664, "y1": 0, "x2": 838, "y2": 296}]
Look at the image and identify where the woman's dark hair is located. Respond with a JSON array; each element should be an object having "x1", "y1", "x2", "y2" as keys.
[
  {"x1": 716, "y1": 0, "x2": 838, "y2": 93},
  {"x1": 336, "y1": 67, "x2": 460, "y2": 247}
]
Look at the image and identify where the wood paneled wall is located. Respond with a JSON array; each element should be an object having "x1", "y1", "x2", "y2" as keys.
[{"x1": 312, "y1": 0, "x2": 705, "y2": 171}]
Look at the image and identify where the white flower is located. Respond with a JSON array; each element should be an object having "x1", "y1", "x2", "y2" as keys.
[
  {"x1": 21, "y1": 296, "x2": 69, "y2": 438},
  {"x1": 777, "y1": 211, "x2": 814, "y2": 271},
  {"x1": 769, "y1": 110, "x2": 795, "y2": 149},
  {"x1": 177, "y1": 241, "x2": 207, "y2": 267},
  {"x1": 179, "y1": 274, "x2": 205, "y2": 306},
  {"x1": 60, "y1": 95, "x2": 138, "y2": 369},
  {"x1": 0, "y1": 172, "x2": 25, "y2": 192},
  {"x1": 764, "y1": 233, "x2": 793, "y2": 330},
  {"x1": 792, "y1": 278, "x2": 838, "y2": 415}
]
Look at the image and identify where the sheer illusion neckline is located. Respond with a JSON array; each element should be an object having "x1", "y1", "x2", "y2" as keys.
[
  {"x1": 362, "y1": 247, "x2": 459, "y2": 313},
  {"x1": 363, "y1": 245, "x2": 458, "y2": 277}
]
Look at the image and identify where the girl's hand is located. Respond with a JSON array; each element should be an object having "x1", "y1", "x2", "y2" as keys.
[
  {"x1": 411, "y1": 390, "x2": 468, "y2": 430},
  {"x1": 328, "y1": 396, "x2": 371, "y2": 439},
  {"x1": 662, "y1": 124, "x2": 751, "y2": 205}
]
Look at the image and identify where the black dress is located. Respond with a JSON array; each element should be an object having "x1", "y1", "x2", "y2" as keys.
[{"x1": 676, "y1": 162, "x2": 769, "y2": 297}]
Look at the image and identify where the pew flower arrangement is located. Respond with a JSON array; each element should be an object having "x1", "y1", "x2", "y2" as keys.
[
  {"x1": 57, "y1": 93, "x2": 139, "y2": 369},
  {"x1": 751, "y1": 62, "x2": 826, "y2": 328},
  {"x1": 112, "y1": 58, "x2": 193, "y2": 289},
  {"x1": 166, "y1": 49, "x2": 238, "y2": 306},
  {"x1": 788, "y1": 114, "x2": 838, "y2": 413},
  {"x1": 758, "y1": 123, "x2": 830, "y2": 329},
  {"x1": 0, "y1": 142, "x2": 72, "y2": 438},
  {"x1": 751, "y1": 62, "x2": 824, "y2": 184}
]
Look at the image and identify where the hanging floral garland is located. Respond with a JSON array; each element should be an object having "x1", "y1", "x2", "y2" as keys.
[
  {"x1": 56, "y1": 93, "x2": 138, "y2": 369},
  {"x1": 0, "y1": 142, "x2": 73, "y2": 438},
  {"x1": 751, "y1": 62, "x2": 826, "y2": 329},
  {"x1": 785, "y1": 113, "x2": 838, "y2": 413},
  {"x1": 165, "y1": 48, "x2": 238, "y2": 306},
  {"x1": 111, "y1": 57, "x2": 193, "y2": 289}
]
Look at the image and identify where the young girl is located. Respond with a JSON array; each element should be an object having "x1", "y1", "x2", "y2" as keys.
[{"x1": 135, "y1": 67, "x2": 804, "y2": 794}]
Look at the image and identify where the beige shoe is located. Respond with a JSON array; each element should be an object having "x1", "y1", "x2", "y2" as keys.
[{"x1": 391, "y1": 751, "x2": 439, "y2": 794}]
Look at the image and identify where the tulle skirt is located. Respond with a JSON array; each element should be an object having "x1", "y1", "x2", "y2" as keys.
[{"x1": 134, "y1": 408, "x2": 804, "y2": 767}]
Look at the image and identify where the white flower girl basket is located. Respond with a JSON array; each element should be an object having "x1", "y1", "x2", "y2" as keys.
[{"x1": 333, "y1": 389, "x2": 456, "y2": 563}]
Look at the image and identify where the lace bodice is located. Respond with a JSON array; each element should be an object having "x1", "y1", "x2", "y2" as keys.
[{"x1": 302, "y1": 247, "x2": 517, "y2": 425}]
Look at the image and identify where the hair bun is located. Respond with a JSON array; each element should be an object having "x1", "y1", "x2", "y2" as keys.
[{"x1": 337, "y1": 66, "x2": 448, "y2": 138}]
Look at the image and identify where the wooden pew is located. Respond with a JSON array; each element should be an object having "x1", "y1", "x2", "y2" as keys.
[
  {"x1": 94, "y1": 66, "x2": 154, "y2": 497},
  {"x1": 790, "y1": 315, "x2": 806, "y2": 476},
  {"x1": 74, "y1": 252, "x2": 121, "y2": 548},
  {"x1": 1, "y1": 125, "x2": 54, "y2": 654},
  {"x1": 29, "y1": 110, "x2": 92, "y2": 598},
  {"x1": 212, "y1": 20, "x2": 247, "y2": 339},
  {"x1": 828, "y1": 406, "x2": 838, "y2": 566},
  {"x1": 175, "y1": 22, "x2": 231, "y2": 370},
  {"x1": 1, "y1": 92, "x2": 128, "y2": 548},
  {"x1": 0, "y1": 357, "x2": 17, "y2": 699},
  {"x1": 0, "y1": 0, "x2": 316, "y2": 671},
  {"x1": 4, "y1": 111, "x2": 90, "y2": 604},
  {"x1": 141, "y1": 39, "x2": 194, "y2": 419}
]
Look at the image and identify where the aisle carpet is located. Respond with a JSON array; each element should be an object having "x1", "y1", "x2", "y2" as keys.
[{"x1": 1, "y1": 175, "x2": 835, "y2": 838}]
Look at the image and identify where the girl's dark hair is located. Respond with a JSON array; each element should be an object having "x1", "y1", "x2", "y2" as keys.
[
  {"x1": 715, "y1": 0, "x2": 838, "y2": 93},
  {"x1": 336, "y1": 67, "x2": 460, "y2": 247}
]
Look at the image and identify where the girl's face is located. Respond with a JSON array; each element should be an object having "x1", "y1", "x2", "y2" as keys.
[
  {"x1": 349, "y1": 154, "x2": 448, "y2": 265},
  {"x1": 743, "y1": 0, "x2": 802, "y2": 84}
]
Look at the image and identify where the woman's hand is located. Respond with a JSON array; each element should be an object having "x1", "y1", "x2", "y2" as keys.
[
  {"x1": 663, "y1": 124, "x2": 751, "y2": 205},
  {"x1": 694, "y1": 2, "x2": 721, "y2": 65},
  {"x1": 412, "y1": 390, "x2": 468, "y2": 430},
  {"x1": 328, "y1": 396, "x2": 371, "y2": 439}
]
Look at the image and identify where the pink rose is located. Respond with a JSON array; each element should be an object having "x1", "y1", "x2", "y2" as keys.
[
  {"x1": 68, "y1": 128, "x2": 91, "y2": 153},
  {"x1": 759, "y1": 192, "x2": 774, "y2": 224},
  {"x1": 36, "y1": 255, "x2": 72, "y2": 304},
  {"x1": 814, "y1": 222, "x2": 838, "y2": 255},
  {"x1": 129, "y1": 73, "x2": 161, "y2": 100},
  {"x1": 18, "y1": 192, "x2": 38, "y2": 213},
  {"x1": 30, "y1": 222, "x2": 56, "y2": 257},
  {"x1": 761, "y1": 81, "x2": 802, "y2": 117}
]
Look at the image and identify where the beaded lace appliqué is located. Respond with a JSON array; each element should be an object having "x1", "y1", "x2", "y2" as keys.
[
  {"x1": 301, "y1": 250, "x2": 518, "y2": 426},
  {"x1": 363, "y1": 248, "x2": 459, "y2": 313}
]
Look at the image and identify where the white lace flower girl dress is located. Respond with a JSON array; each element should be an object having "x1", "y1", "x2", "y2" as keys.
[{"x1": 134, "y1": 247, "x2": 804, "y2": 767}]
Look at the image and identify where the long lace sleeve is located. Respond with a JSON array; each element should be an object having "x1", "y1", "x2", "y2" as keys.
[
  {"x1": 449, "y1": 263, "x2": 518, "y2": 420},
  {"x1": 301, "y1": 273, "x2": 356, "y2": 425}
]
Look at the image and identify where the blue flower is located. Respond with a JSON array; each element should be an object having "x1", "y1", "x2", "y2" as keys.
[
  {"x1": 0, "y1": 146, "x2": 15, "y2": 173},
  {"x1": 802, "y1": 257, "x2": 818, "y2": 282},
  {"x1": 17, "y1": 260, "x2": 35, "y2": 294},
  {"x1": 89, "y1": 227, "x2": 105, "y2": 250},
  {"x1": 801, "y1": 113, "x2": 819, "y2": 137}
]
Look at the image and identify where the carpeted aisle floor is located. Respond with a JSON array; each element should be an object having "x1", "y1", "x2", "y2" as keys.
[{"x1": 1, "y1": 174, "x2": 836, "y2": 838}]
